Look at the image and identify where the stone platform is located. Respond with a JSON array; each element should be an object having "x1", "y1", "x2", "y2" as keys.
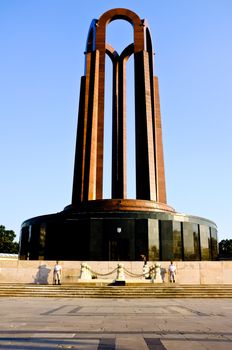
[{"x1": 0, "y1": 260, "x2": 232, "y2": 285}]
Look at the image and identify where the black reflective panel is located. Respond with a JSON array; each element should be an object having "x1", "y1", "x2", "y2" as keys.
[
  {"x1": 19, "y1": 226, "x2": 30, "y2": 260},
  {"x1": 160, "y1": 220, "x2": 173, "y2": 261},
  {"x1": 173, "y1": 221, "x2": 182, "y2": 260},
  {"x1": 200, "y1": 225, "x2": 211, "y2": 260},
  {"x1": 148, "y1": 219, "x2": 159, "y2": 260},
  {"x1": 38, "y1": 223, "x2": 46, "y2": 259},
  {"x1": 183, "y1": 222, "x2": 200, "y2": 260},
  {"x1": 135, "y1": 219, "x2": 148, "y2": 261},
  {"x1": 210, "y1": 227, "x2": 218, "y2": 260},
  {"x1": 28, "y1": 225, "x2": 41, "y2": 259}
]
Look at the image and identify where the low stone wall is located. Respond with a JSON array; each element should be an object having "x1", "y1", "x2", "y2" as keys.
[{"x1": 0, "y1": 260, "x2": 232, "y2": 284}]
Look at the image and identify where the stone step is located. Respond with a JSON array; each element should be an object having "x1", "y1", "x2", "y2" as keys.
[{"x1": 0, "y1": 284, "x2": 232, "y2": 298}]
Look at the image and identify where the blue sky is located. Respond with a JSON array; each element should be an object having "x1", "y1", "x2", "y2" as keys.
[{"x1": 0, "y1": 0, "x2": 231, "y2": 242}]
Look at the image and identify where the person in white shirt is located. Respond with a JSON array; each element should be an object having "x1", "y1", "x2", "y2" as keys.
[
  {"x1": 53, "y1": 261, "x2": 62, "y2": 285},
  {"x1": 168, "y1": 261, "x2": 176, "y2": 283}
]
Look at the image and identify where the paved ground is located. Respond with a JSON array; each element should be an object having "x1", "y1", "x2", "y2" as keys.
[{"x1": 0, "y1": 297, "x2": 232, "y2": 349}]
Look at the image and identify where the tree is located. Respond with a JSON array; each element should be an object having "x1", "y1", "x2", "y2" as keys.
[
  {"x1": 0, "y1": 225, "x2": 19, "y2": 254},
  {"x1": 219, "y1": 239, "x2": 232, "y2": 258}
]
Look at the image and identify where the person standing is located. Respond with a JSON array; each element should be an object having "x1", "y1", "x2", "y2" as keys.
[
  {"x1": 53, "y1": 261, "x2": 62, "y2": 285},
  {"x1": 168, "y1": 261, "x2": 176, "y2": 283}
]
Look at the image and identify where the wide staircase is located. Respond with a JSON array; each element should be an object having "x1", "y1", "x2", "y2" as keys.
[{"x1": 1, "y1": 283, "x2": 232, "y2": 298}]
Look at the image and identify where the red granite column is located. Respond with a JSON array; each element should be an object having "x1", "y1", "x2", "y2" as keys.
[
  {"x1": 71, "y1": 50, "x2": 99, "y2": 204},
  {"x1": 154, "y1": 76, "x2": 167, "y2": 203},
  {"x1": 134, "y1": 50, "x2": 157, "y2": 200}
]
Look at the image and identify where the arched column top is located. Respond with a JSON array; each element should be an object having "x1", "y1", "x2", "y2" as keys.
[
  {"x1": 96, "y1": 8, "x2": 149, "y2": 53},
  {"x1": 98, "y1": 8, "x2": 142, "y2": 27}
]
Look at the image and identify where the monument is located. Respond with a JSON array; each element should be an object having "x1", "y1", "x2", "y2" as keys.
[{"x1": 19, "y1": 8, "x2": 218, "y2": 261}]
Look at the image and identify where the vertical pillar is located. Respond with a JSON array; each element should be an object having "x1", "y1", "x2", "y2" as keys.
[
  {"x1": 96, "y1": 27, "x2": 106, "y2": 199},
  {"x1": 134, "y1": 51, "x2": 157, "y2": 200},
  {"x1": 72, "y1": 76, "x2": 86, "y2": 205},
  {"x1": 111, "y1": 58, "x2": 119, "y2": 198},
  {"x1": 153, "y1": 76, "x2": 167, "y2": 203},
  {"x1": 72, "y1": 50, "x2": 99, "y2": 204},
  {"x1": 112, "y1": 55, "x2": 127, "y2": 199}
]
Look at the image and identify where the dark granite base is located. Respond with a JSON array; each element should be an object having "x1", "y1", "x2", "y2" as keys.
[{"x1": 19, "y1": 207, "x2": 218, "y2": 261}]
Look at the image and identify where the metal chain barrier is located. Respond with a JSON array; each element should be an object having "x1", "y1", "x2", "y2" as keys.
[
  {"x1": 123, "y1": 267, "x2": 146, "y2": 278},
  {"x1": 87, "y1": 267, "x2": 118, "y2": 277},
  {"x1": 80, "y1": 263, "x2": 162, "y2": 280},
  {"x1": 88, "y1": 266, "x2": 147, "y2": 278}
]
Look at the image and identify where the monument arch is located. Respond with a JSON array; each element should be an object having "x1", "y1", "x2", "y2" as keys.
[{"x1": 19, "y1": 8, "x2": 218, "y2": 261}]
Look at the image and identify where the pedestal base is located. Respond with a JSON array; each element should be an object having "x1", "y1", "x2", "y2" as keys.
[{"x1": 19, "y1": 200, "x2": 218, "y2": 261}]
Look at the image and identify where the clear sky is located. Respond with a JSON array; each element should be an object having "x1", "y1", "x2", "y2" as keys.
[{"x1": 0, "y1": 0, "x2": 231, "y2": 242}]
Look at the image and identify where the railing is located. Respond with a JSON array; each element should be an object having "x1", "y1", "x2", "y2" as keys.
[{"x1": 80, "y1": 262, "x2": 164, "y2": 283}]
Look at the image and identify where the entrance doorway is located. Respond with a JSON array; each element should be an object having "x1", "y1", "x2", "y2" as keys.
[{"x1": 108, "y1": 238, "x2": 129, "y2": 261}]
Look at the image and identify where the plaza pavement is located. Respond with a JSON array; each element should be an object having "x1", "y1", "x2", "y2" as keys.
[{"x1": 0, "y1": 297, "x2": 232, "y2": 349}]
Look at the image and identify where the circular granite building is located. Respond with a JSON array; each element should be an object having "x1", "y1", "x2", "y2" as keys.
[{"x1": 20, "y1": 200, "x2": 218, "y2": 261}]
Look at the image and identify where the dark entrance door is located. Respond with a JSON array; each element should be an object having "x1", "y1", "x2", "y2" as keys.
[{"x1": 108, "y1": 238, "x2": 129, "y2": 261}]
